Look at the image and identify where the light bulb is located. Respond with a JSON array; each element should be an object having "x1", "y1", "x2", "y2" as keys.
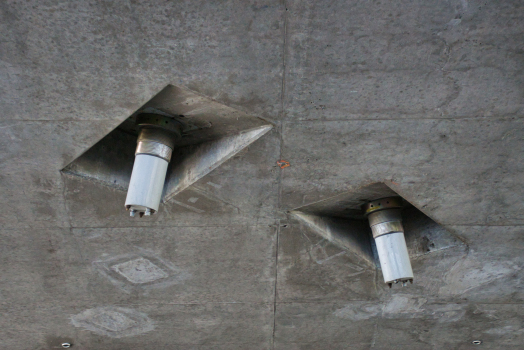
[
  {"x1": 125, "y1": 114, "x2": 182, "y2": 218},
  {"x1": 363, "y1": 197, "x2": 413, "y2": 287}
]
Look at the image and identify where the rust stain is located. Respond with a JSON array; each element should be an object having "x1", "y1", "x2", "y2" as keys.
[{"x1": 277, "y1": 160, "x2": 290, "y2": 169}]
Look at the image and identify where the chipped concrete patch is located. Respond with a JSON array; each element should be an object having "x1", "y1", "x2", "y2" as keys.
[
  {"x1": 111, "y1": 257, "x2": 169, "y2": 284},
  {"x1": 485, "y1": 325, "x2": 524, "y2": 335},
  {"x1": 71, "y1": 306, "x2": 154, "y2": 338},
  {"x1": 447, "y1": 18, "x2": 462, "y2": 26},
  {"x1": 429, "y1": 304, "x2": 467, "y2": 323},
  {"x1": 93, "y1": 248, "x2": 191, "y2": 294}
]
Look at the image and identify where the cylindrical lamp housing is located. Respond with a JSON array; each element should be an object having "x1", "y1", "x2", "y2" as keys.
[
  {"x1": 125, "y1": 114, "x2": 181, "y2": 218},
  {"x1": 126, "y1": 153, "x2": 169, "y2": 215},
  {"x1": 363, "y1": 197, "x2": 414, "y2": 287}
]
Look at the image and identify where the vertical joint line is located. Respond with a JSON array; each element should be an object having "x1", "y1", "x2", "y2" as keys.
[
  {"x1": 280, "y1": 1, "x2": 288, "y2": 116},
  {"x1": 271, "y1": 221, "x2": 280, "y2": 349},
  {"x1": 274, "y1": 4, "x2": 287, "y2": 348}
]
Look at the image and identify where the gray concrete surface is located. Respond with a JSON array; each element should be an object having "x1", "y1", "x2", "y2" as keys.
[{"x1": 1, "y1": 0, "x2": 523, "y2": 349}]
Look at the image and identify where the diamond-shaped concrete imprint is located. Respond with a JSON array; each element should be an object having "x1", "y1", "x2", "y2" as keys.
[
  {"x1": 111, "y1": 257, "x2": 169, "y2": 284},
  {"x1": 93, "y1": 249, "x2": 191, "y2": 293},
  {"x1": 290, "y1": 182, "x2": 466, "y2": 270},
  {"x1": 71, "y1": 306, "x2": 154, "y2": 338},
  {"x1": 61, "y1": 84, "x2": 273, "y2": 208}
]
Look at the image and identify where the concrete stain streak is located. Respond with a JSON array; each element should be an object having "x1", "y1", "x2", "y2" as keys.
[
  {"x1": 314, "y1": 251, "x2": 345, "y2": 265},
  {"x1": 206, "y1": 181, "x2": 222, "y2": 189},
  {"x1": 383, "y1": 295, "x2": 427, "y2": 315},
  {"x1": 171, "y1": 199, "x2": 206, "y2": 213},
  {"x1": 370, "y1": 322, "x2": 378, "y2": 348},
  {"x1": 333, "y1": 303, "x2": 382, "y2": 321},
  {"x1": 440, "y1": 255, "x2": 520, "y2": 297},
  {"x1": 190, "y1": 186, "x2": 242, "y2": 214}
]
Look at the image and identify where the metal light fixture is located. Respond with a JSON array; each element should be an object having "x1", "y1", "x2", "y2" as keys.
[
  {"x1": 363, "y1": 197, "x2": 414, "y2": 287},
  {"x1": 125, "y1": 113, "x2": 182, "y2": 218}
]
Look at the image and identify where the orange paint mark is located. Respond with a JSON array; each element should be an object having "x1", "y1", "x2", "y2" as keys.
[{"x1": 277, "y1": 160, "x2": 290, "y2": 169}]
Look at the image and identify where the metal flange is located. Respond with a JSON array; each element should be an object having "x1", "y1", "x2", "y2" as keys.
[
  {"x1": 362, "y1": 196, "x2": 403, "y2": 216},
  {"x1": 133, "y1": 113, "x2": 184, "y2": 162},
  {"x1": 362, "y1": 196, "x2": 413, "y2": 286},
  {"x1": 136, "y1": 113, "x2": 183, "y2": 137},
  {"x1": 363, "y1": 196, "x2": 404, "y2": 239}
]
